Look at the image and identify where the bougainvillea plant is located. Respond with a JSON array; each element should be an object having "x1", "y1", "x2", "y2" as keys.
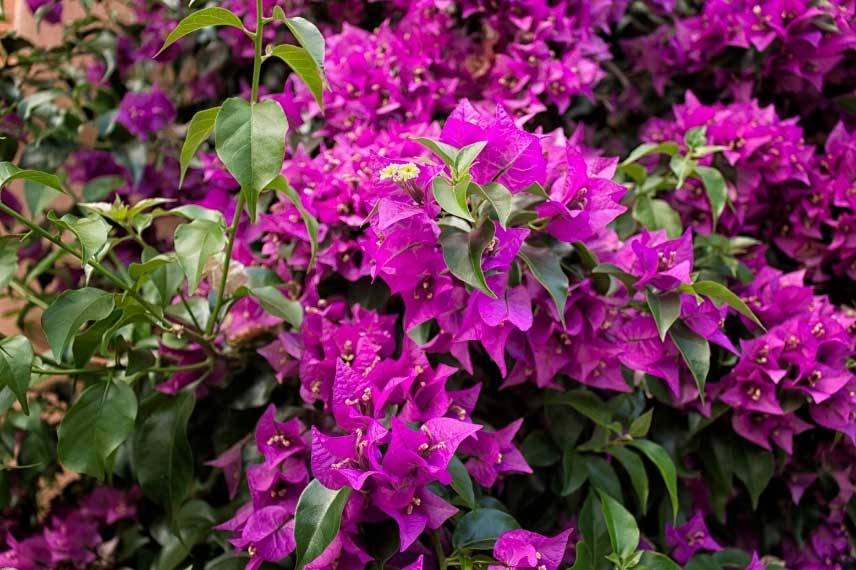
[{"x1": 0, "y1": 1, "x2": 855, "y2": 570}]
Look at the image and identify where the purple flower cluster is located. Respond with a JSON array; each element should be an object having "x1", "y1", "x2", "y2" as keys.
[{"x1": 0, "y1": 487, "x2": 138, "y2": 569}]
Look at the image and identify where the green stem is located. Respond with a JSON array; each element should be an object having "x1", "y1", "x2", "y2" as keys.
[
  {"x1": 10, "y1": 280, "x2": 48, "y2": 310},
  {"x1": 24, "y1": 247, "x2": 64, "y2": 284},
  {"x1": 205, "y1": 194, "x2": 245, "y2": 337},
  {"x1": 32, "y1": 358, "x2": 212, "y2": 377},
  {"x1": 250, "y1": 0, "x2": 264, "y2": 104},
  {"x1": 431, "y1": 531, "x2": 447, "y2": 570}
]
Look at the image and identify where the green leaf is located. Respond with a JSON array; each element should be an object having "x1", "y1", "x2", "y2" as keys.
[
  {"x1": 414, "y1": 137, "x2": 458, "y2": 168},
  {"x1": 250, "y1": 286, "x2": 303, "y2": 328},
  {"x1": 633, "y1": 197, "x2": 683, "y2": 237},
  {"x1": 433, "y1": 177, "x2": 473, "y2": 221},
  {"x1": 58, "y1": 379, "x2": 137, "y2": 479},
  {"x1": 693, "y1": 166, "x2": 727, "y2": 230},
  {"x1": 439, "y1": 221, "x2": 496, "y2": 298},
  {"x1": 0, "y1": 162, "x2": 65, "y2": 194},
  {"x1": 584, "y1": 455, "x2": 623, "y2": 501},
  {"x1": 628, "y1": 409, "x2": 653, "y2": 438},
  {"x1": 82, "y1": 175, "x2": 125, "y2": 202},
  {"x1": 157, "y1": 7, "x2": 244, "y2": 56},
  {"x1": 452, "y1": 508, "x2": 520, "y2": 551},
  {"x1": 455, "y1": 141, "x2": 487, "y2": 174},
  {"x1": 448, "y1": 456, "x2": 476, "y2": 509},
  {"x1": 0, "y1": 237, "x2": 18, "y2": 290},
  {"x1": 215, "y1": 97, "x2": 288, "y2": 221},
  {"x1": 561, "y1": 449, "x2": 588, "y2": 496},
  {"x1": 132, "y1": 392, "x2": 195, "y2": 512},
  {"x1": 174, "y1": 219, "x2": 226, "y2": 293},
  {"x1": 545, "y1": 390, "x2": 619, "y2": 432},
  {"x1": 620, "y1": 142, "x2": 680, "y2": 166},
  {"x1": 268, "y1": 45, "x2": 325, "y2": 109},
  {"x1": 73, "y1": 309, "x2": 121, "y2": 367},
  {"x1": 638, "y1": 551, "x2": 682, "y2": 570},
  {"x1": 592, "y1": 263, "x2": 638, "y2": 293},
  {"x1": 470, "y1": 182, "x2": 512, "y2": 228},
  {"x1": 42, "y1": 287, "x2": 115, "y2": 360},
  {"x1": 0, "y1": 336, "x2": 34, "y2": 415},
  {"x1": 688, "y1": 280, "x2": 764, "y2": 330},
  {"x1": 273, "y1": 11, "x2": 326, "y2": 80},
  {"x1": 154, "y1": 499, "x2": 216, "y2": 570},
  {"x1": 48, "y1": 213, "x2": 110, "y2": 269},
  {"x1": 669, "y1": 321, "x2": 710, "y2": 403},
  {"x1": 574, "y1": 494, "x2": 611, "y2": 570},
  {"x1": 23, "y1": 179, "x2": 61, "y2": 218},
  {"x1": 646, "y1": 290, "x2": 681, "y2": 341},
  {"x1": 129, "y1": 253, "x2": 175, "y2": 283},
  {"x1": 267, "y1": 175, "x2": 319, "y2": 268},
  {"x1": 179, "y1": 107, "x2": 220, "y2": 188},
  {"x1": 629, "y1": 439, "x2": 679, "y2": 522},
  {"x1": 598, "y1": 490, "x2": 640, "y2": 563},
  {"x1": 685, "y1": 126, "x2": 707, "y2": 150},
  {"x1": 518, "y1": 244, "x2": 568, "y2": 325},
  {"x1": 521, "y1": 431, "x2": 561, "y2": 467},
  {"x1": 732, "y1": 445, "x2": 775, "y2": 510},
  {"x1": 607, "y1": 446, "x2": 649, "y2": 513},
  {"x1": 294, "y1": 480, "x2": 352, "y2": 570}
]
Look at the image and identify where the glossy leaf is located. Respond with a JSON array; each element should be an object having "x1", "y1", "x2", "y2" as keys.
[
  {"x1": 0, "y1": 162, "x2": 65, "y2": 193},
  {"x1": 633, "y1": 197, "x2": 683, "y2": 238},
  {"x1": 646, "y1": 290, "x2": 681, "y2": 341},
  {"x1": 629, "y1": 439, "x2": 679, "y2": 522},
  {"x1": 215, "y1": 97, "x2": 287, "y2": 221},
  {"x1": 574, "y1": 494, "x2": 611, "y2": 570},
  {"x1": 669, "y1": 321, "x2": 711, "y2": 403},
  {"x1": 42, "y1": 287, "x2": 115, "y2": 360},
  {"x1": 250, "y1": 286, "x2": 303, "y2": 328},
  {"x1": 608, "y1": 446, "x2": 649, "y2": 513},
  {"x1": 433, "y1": 176, "x2": 473, "y2": 221},
  {"x1": 267, "y1": 175, "x2": 319, "y2": 268},
  {"x1": 639, "y1": 551, "x2": 682, "y2": 570},
  {"x1": 598, "y1": 490, "x2": 640, "y2": 562},
  {"x1": 414, "y1": 137, "x2": 458, "y2": 168},
  {"x1": 688, "y1": 280, "x2": 764, "y2": 329},
  {"x1": 448, "y1": 456, "x2": 476, "y2": 509},
  {"x1": 693, "y1": 166, "x2": 727, "y2": 230},
  {"x1": 157, "y1": 8, "x2": 244, "y2": 56},
  {"x1": 268, "y1": 45, "x2": 324, "y2": 108},
  {"x1": 132, "y1": 392, "x2": 195, "y2": 512},
  {"x1": 440, "y1": 221, "x2": 496, "y2": 298},
  {"x1": 48, "y1": 213, "x2": 110, "y2": 269},
  {"x1": 294, "y1": 480, "x2": 352, "y2": 570},
  {"x1": 518, "y1": 244, "x2": 568, "y2": 325},
  {"x1": 273, "y1": 11, "x2": 326, "y2": 80},
  {"x1": 732, "y1": 445, "x2": 775, "y2": 510},
  {"x1": 179, "y1": 106, "x2": 220, "y2": 188},
  {"x1": 620, "y1": 142, "x2": 680, "y2": 166},
  {"x1": 174, "y1": 219, "x2": 226, "y2": 293},
  {"x1": 452, "y1": 508, "x2": 520, "y2": 551},
  {"x1": 584, "y1": 455, "x2": 622, "y2": 501},
  {"x1": 470, "y1": 182, "x2": 512, "y2": 228},
  {"x1": 0, "y1": 336, "x2": 33, "y2": 415},
  {"x1": 561, "y1": 449, "x2": 588, "y2": 496},
  {"x1": 455, "y1": 140, "x2": 488, "y2": 174},
  {"x1": 58, "y1": 379, "x2": 137, "y2": 479}
]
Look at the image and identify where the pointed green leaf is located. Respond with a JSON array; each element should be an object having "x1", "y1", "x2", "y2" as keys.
[
  {"x1": 174, "y1": 219, "x2": 226, "y2": 293},
  {"x1": 440, "y1": 221, "x2": 496, "y2": 298},
  {"x1": 454, "y1": 140, "x2": 487, "y2": 174},
  {"x1": 179, "y1": 106, "x2": 220, "y2": 188},
  {"x1": 638, "y1": 551, "x2": 682, "y2": 570},
  {"x1": 470, "y1": 182, "x2": 512, "y2": 228},
  {"x1": 518, "y1": 244, "x2": 568, "y2": 324},
  {"x1": 42, "y1": 287, "x2": 115, "y2": 360},
  {"x1": 689, "y1": 280, "x2": 764, "y2": 330},
  {"x1": 646, "y1": 290, "x2": 681, "y2": 341},
  {"x1": 620, "y1": 142, "x2": 680, "y2": 166},
  {"x1": 250, "y1": 286, "x2": 303, "y2": 328},
  {"x1": 0, "y1": 162, "x2": 65, "y2": 193},
  {"x1": 585, "y1": 455, "x2": 622, "y2": 501},
  {"x1": 629, "y1": 439, "x2": 679, "y2": 522},
  {"x1": 294, "y1": 480, "x2": 352, "y2": 570},
  {"x1": 267, "y1": 175, "x2": 319, "y2": 268},
  {"x1": 58, "y1": 379, "x2": 137, "y2": 479},
  {"x1": 628, "y1": 409, "x2": 653, "y2": 438},
  {"x1": 0, "y1": 236, "x2": 18, "y2": 290},
  {"x1": 433, "y1": 177, "x2": 473, "y2": 221},
  {"x1": 268, "y1": 45, "x2": 324, "y2": 109},
  {"x1": 598, "y1": 490, "x2": 640, "y2": 562},
  {"x1": 448, "y1": 456, "x2": 476, "y2": 509},
  {"x1": 669, "y1": 321, "x2": 710, "y2": 402},
  {"x1": 215, "y1": 97, "x2": 287, "y2": 221},
  {"x1": 693, "y1": 166, "x2": 727, "y2": 230},
  {"x1": 132, "y1": 392, "x2": 195, "y2": 512},
  {"x1": 574, "y1": 494, "x2": 612, "y2": 570},
  {"x1": 157, "y1": 7, "x2": 244, "y2": 56},
  {"x1": 633, "y1": 196, "x2": 683, "y2": 237},
  {"x1": 732, "y1": 445, "x2": 775, "y2": 510},
  {"x1": 0, "y1": 336, "x2": 33, "y2": 415},
  {"x1": 273, "y1": 11, "x2": 326, "y2": 80},
  {"x1": 607, "y1": 446, "x2": 649, "y2": 513},
  {"x1": 452, "y1": 508, "x2": 520, "y2": 551},
  {"x1": 561, "y1": 449, "x2": 588, "y2": 496},
  {"x1": 414, "y1": 137, "x2": 458, "y2": 168},
  {"x1": 48, "y1": 213, "x2": 110, "y2": 269}
]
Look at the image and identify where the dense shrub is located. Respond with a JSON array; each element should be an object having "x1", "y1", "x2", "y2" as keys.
[{"x1": 0, "y1": 1, "x2": 855, "y2": 569}]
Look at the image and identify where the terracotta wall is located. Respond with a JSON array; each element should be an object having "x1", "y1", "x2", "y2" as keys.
[{"x1": 2, "y1": 0, "x2": 97, "y2": 45}]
